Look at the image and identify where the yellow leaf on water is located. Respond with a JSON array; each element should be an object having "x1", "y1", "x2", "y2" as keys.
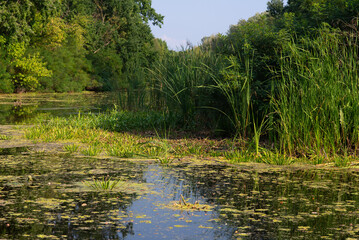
[
  {"x1": 174, "y1": 225, "x2": 188, "y2": 228},
  {"x1": 198, "y1": 225, "x2": 213, "y2": 229}
]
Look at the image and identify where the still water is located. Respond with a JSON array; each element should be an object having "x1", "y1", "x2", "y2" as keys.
[
  {"x1": 1, "y1": 93, "x2": 359, "y2": 239},
  {"x1": 0, "y1": 92, "x2": 119, "y2": 124},
  {"x1": 1, "y1": 153, "x2": 359, "y2": 239}
]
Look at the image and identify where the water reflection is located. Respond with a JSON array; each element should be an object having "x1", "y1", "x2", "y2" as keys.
[
  {"x1": 1, "y1": 153, "x2": 359, "y2": 239},
  {"x1": 0, "y1": 93, "x2": 119, "y2": 124}
]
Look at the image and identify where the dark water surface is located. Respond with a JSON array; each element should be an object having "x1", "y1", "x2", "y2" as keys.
[{"x1": 0, "y1": 153, "x2": 359, "y2": 239}]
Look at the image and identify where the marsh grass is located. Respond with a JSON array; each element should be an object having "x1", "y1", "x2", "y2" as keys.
[
  {"x1": 24, "y1": 105, "x2": 358, "y2": 166},
  {"x1": 63, "y1": 144, "x2": 79, "y2": 154},
  {"x1": 212, "y1": 49, "x2": 254, "y2": 139},
  {"x1": 139, "y1": 140, "x2": 168, "y2": 157},
  {"x1": 0, "y1": 134, "x2": 12, "y2": 140},
  {"x1": 157, "y1": 157, "x2": 173, "y2": 166},
  {"x1": 259, "y1": 150, "x2": 294, "y2": 165},
  {"x1": 311, "y1": 155, "x2": 326, "y2": 165},
  {"x1": 185, "y1": 142, "x2": 204, "y2": 156},
  {"x1": 224, "y1": 150, "x2": 254, "y2": 163},
  {"x1": 107, "y1": 146, "x2": 135, "y2": 158},
  {"x1": 272, "y1": 25, "x2": 359, "y2": 157},
  {"x1": 81, "y1": 145, "x2": 102, "y2": 156},
  {"x1": 149, "y1": 48, "x2": 221, "y2": 128},
  {"x1": 333, "y1": 155, "x2": 352, "y2": 167},
  {"x1": 84, "y1": 176, "x2": 122, "y2": 191}
]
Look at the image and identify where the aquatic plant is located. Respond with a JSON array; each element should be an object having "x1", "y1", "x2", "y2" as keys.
[
  {"x1": 140, "y1": 140, "x2": 173, "y2": 158},
  {"x1": 168, "y1": 194, "x2": 213, "y2": 211},
  {"x1": 224, "y1": 150, "x2": 253, "y2": 163},
  {"x1": 212, "y1": 49, "x2": 254, "y2": 139},
  {"x1": 333, "y1": 155, "x2": 351, "y2": 167},
  {"x1": 83, "y1": 176, "x2": 122, "y2": 191},
  {"x1": 0, "y1": 134, "x2": 12, "y2": 140},
  {"x1": 81, "y1": 145, "x2": 101, "y2": 156},
  {"x1": 272, "y1": 26, "x2": 359, "y2": 157},
  {"x1": 107, "y1": 146, "x2": 135, "y2": 158},
  {"x1": 157, "y1": 157, "x2": 173, "y2": 166},
  {"x1": 63, "y1": 144, "x2": 79, "y2": 153},
  {"x1": 149, "y1": 48, "x2": 220, "y2": 128},
  {"x1": 259, "y1": 150, "x2": 294, "y2": 165}
]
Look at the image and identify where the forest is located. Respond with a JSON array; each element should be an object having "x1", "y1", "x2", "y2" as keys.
[{"x1": 1, "y1": 0, "x2": 359, "y2": 159}]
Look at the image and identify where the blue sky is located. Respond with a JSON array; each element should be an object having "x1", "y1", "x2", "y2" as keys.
[{"x1": 150, "y1": 0, "x2": 279, "y2": 50}]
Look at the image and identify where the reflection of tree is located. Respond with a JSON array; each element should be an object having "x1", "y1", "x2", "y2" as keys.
[
  {"x1": 180, "y1": 165, "x2": 359, "y2": 239},
  {"x1": 0, "y1": 158, "x2": 144, "y2": 239},
  {"x1": 7, "y1": 100, "x2": 38, "y2": 123}
]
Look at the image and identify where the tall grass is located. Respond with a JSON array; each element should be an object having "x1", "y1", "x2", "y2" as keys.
[
  {"x1": 272, "y1": 24, "x2": 359, "y2": 157},
  {"x1": 212, "y1": 46, "x2": 254, "y2": 139},
  {"x1": 149, "y1": 48, "x2": 222, "y2": 128}
]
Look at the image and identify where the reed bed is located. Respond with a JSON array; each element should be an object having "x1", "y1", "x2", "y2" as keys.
[{"x1": 272, "y1": 26, "x2": 359, "y2": 158}]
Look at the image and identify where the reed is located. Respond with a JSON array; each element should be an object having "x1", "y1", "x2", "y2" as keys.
[
  {"x1": 213, "y1": 48, "x2": 254, "y2": 138},
  {"x1": 272, "y1": 25, "x2": 359, "y2": 157},
  {"x1": 148, "y1": 48, "x2": 221, "y2": 128}
]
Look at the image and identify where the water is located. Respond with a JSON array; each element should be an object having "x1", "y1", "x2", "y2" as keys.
[
  {"x1": 1, "y1": 153, "x2": 359, "y2": 239},
  {"x1": 1, "y1": 93, "x2": 359, "y2": 239},
  {"x1": 0, "y1": 92, "x2": 119, "y2": 124}
]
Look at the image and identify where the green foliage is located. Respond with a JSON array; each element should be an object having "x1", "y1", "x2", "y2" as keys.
[
  {"x1": 149, "y1": 48, "x2": 222, "y2": 128},
  {"x1": 84, "y1": 176, "x2": 121, "y2": 191},
  {"x1": 0, "y1": 134, "x2": 12, "y2": 140},
  {"x1": 267, "y1": 0, "x2": 284, "y2": 18},
  {"x1": 0, "y1": 36, "x2": 13, "y2": 93},
  {"x1": 7, "y1": 42, "x2": 52, "y2": 92},
  {"x1": 39, "y1": 42, "x2": 92, "y2": 92},
  {"x1": 63, "y1": 144, "x2": 79, "y2": 153},
  {"x1": 0, "y1": 0, "x2": 163, "y2": 93},
  {"x1": 272, "y1": 24, "x2": 359, "y2": 156},
  {"x1": 215, "y1": 51, "x2": 253, "y2": 138}
]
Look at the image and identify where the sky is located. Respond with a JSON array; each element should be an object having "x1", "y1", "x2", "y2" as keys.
[{"x1": 150, "y1": 0, "x2": 280, "y2": 50}]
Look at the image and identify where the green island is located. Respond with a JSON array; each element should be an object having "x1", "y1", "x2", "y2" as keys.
[{"x1": 1, "y1": 0, "x2": 359, "y2": 239}]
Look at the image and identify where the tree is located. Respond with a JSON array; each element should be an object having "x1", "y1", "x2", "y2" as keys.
[
  {"x1": 267, "y1": 0, "x2": 284, "y2": 18},
  {"x1": 7, "y1": 42, "x2": 52, "y2": 92}
]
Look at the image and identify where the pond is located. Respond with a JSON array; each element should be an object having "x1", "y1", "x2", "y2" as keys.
[
  {"x1": 1, "y1": 153, "x2": 359, "y2": 239},
  {"x1": 0, "y1": 92, "x2": 120, "y2": 125},
  {"x1": 1, "y1": 93, "x2": 359, "y2": 239}
]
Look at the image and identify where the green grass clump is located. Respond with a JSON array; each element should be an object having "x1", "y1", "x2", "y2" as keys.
[
  {"x1": 63, "y1": 144, "x2": 79, "y2": 154},
  {"x1": 224, "y1": 150, "x2": 253, "y2": 163},
  {"x1": 0, "y1": 134, "x2": 12, "y2": 140},
  {"x1": 107, "y1": 146, "x2": 135, "y2": 158},
  {"x1": 157, "y1": 157, "x2": 173, "y2": 166},
  {"x1": 81, "y1": 145, "x2": 102, "y2": 156},
  {"x1": 84, "y1": 176, "x2": 122, "y2": 191},
  {"x1": 333, "y1": 155, "x2": 352, "y2": 168},
  {"x1": 140, "y1": 140, "x2": 173, "y2": 158},
  {"x1": 255, "y1": 150, "x2": 294, "y2": 165}
]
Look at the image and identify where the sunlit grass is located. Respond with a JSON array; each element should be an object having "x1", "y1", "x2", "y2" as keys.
[
  {"x1": 23, "y1": 109, "x2": 359, "y2": 166},
  {"x1": 63, "y1": 144, "x2": 79, "y2": 154},
  {"x1": 83, "y1": 176, "x2": 122, "y2": 191},
  {"x1": 0, "y1": 134, "x2": 12, "y2": 140},
  {"x1": 81, "y1": 145, "x2": 102, "y2": 156},
  {"x1": 272, "y1": 27, "x2": 359, "y2": 157},
  {"x1": 157, "y1": 157, "x2": 173, "y2": 166}
]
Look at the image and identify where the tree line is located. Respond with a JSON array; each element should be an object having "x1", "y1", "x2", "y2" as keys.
[
  {"x1": 0, "y1": 0, "x2": 164, "y2": 93},
  {"x1": 2, "y1": 0, "x2": 359, "y2": 157}
]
